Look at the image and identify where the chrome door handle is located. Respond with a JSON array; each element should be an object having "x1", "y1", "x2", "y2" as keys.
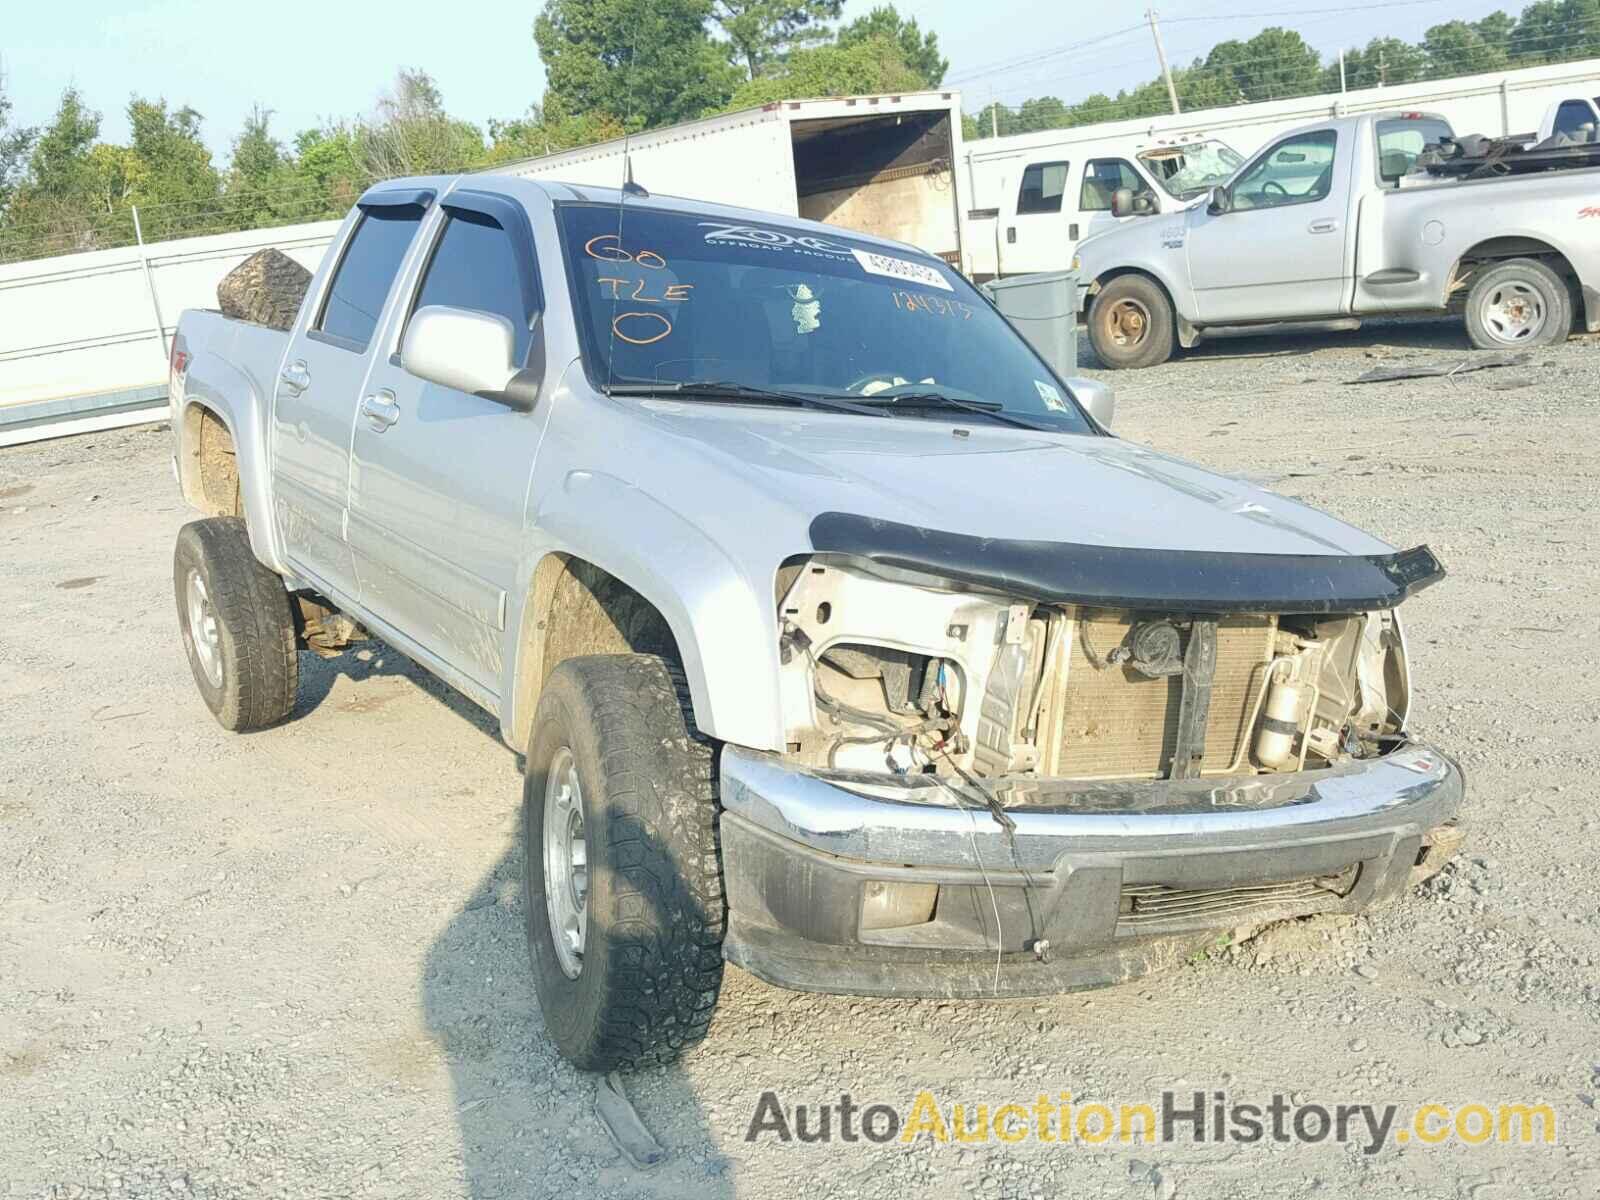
[
  {"x1": 361, "y1": 391, "x2": 400, "y2": 432},
  {"x1": 279, "y1": 360, "x2": 311, "y2": 395},
  {"x1": 1308, "y1": 219, "x2": 1339, "y2": 234}
]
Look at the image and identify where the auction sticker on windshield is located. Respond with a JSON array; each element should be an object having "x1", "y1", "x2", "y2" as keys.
[{"x1": 851, "y1": 248, "x2": 953, "y2": 291}]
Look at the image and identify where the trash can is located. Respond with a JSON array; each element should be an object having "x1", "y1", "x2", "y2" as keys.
[{"x1": 982, "y1": 271, "x2": 1079, "y2": 379}]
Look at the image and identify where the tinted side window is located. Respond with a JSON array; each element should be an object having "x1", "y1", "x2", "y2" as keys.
[
  {"x1": 1080, "y1": 159, "x2": 1144, "y2": 211},
  {"x1": 411, "y1": 210, "x2": 536, "y2": 364},
  {"x1": 1017, "y1": 161, "x2": 1069, "y2": 215},
  {"x1": 316, "y1": 206, "x2": 425, "y2": 351},
  {"x1": 1553, "y1": 100, "x2": 1597, "y2": 137}
]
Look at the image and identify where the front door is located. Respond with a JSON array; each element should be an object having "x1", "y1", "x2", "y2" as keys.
[
  {"x1": 1184, "y1": 128, "x2": 1350, "y2": 324},
  {"x1": 271, "y1": 196, "x2": 428, "y2": 603},
  {"x1": 347, "y1": 191, "x2": 549, "y2": 693},
  {"x1": 1075, "y1": 156, "x2": 1154, "y2": 242}
]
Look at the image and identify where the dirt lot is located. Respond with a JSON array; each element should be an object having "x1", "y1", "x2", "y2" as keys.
[{"x1": 3, "y1": 320, "x2": 1599, "y2": 1200}]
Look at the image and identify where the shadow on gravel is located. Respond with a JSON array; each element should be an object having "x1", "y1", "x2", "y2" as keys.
[
  {"x1": 1075, "y1": 316, "x2": 1470, "y2": 372},
  {"x1": 294, "y1": 642, "x2": 502, "y2": 742},
  {"x1": 422, "y1": 813, "x2": 737, "y2": 1199}
]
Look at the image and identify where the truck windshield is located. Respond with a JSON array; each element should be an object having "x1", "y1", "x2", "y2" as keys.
[
  {"x1": 556, "y1": 203, "x2": 1093, "y2": 432},
  {"x1": 1138, "y1": 140, "x2": 1243, "y2": 200}
]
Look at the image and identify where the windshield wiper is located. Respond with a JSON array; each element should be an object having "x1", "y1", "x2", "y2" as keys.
[
  {"x1": 855, "y1": 391, "x2": 1053, "y2": 431},
  {"x1": 606, "y1": 380, "x2": 888, "y2": 418}
]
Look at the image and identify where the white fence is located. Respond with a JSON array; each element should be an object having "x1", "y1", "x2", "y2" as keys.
[{"x1": 0, "y1": 219, "x2": 338, "y2": 447}]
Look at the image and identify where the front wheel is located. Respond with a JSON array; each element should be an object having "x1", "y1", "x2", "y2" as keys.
[
  {"x1": 1463, "y1": 258, "x2": 1571, "y2": 350},
  {"x1": 524, "y1": 654, "x2": 725, "y2": 1072},
  {"x1": 1087, "y1": 274, "x2": 1176, "y2": 369}
]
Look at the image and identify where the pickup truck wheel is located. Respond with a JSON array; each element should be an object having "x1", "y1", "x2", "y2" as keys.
[
  {"x1": 1464, "y1": 258, "x2": 1571, "y2": 350},
  {"x1": 1087, "y1": 274, "x2": 1175, "y2": 369},
  {"x1": 524, "y1": 654, "x2": 724, "y2": 1072},
  {"x1": 173, "y1": 517, "x2": 299, "y2": 731}
]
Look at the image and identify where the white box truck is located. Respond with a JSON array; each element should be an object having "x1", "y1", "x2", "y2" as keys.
[{"x1": 496, "y1": 91, "x2": 971, "y2": 272}]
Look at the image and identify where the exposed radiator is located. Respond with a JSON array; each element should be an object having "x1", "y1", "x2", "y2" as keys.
[{"x1": 1050, "y1": 611, "x2": 1275, "y2": 779}]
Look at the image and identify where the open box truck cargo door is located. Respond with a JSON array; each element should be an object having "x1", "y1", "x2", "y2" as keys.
[{"x1": 788, "y1": 103, "x2": 965, "y2": 272}]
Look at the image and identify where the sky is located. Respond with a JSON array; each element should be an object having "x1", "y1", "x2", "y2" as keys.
[{"x1": 3, "y1": 0, "x2": 1527, "y2": 161}]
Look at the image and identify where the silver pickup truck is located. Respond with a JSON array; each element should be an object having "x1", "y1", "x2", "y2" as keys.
[
  {"x1": 1076, "y1": 110, "x2": 1600, "y2": 368},
  {"x1": 168, "y1": 176, "x2": 1463, "y2": 1071}
]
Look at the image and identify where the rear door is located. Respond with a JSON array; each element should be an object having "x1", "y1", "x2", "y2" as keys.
[
  {"x1": 347, "y1": 190, "x2": 548, "y2": 693},
  {"x1": 1003, "y1": 159, "x2": 1071, "y2": 274},
  {"x1": 272, "y1": 191, "x2": 430, "y2": 603},
  {"x1": 1182, "y1": 128, "x2": 1349, "y2": 323}
]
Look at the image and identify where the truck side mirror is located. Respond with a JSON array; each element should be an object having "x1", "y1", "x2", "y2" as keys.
[
  {"x1": 401, "y1": 305, "x2": 539, "y2": 411},
  {"x1": 1207, "y1": 185, "x2": 1232, "y2": 215},
  {"x1": 1110, "y1": 187, "x2": 1135, "y2": 218}
]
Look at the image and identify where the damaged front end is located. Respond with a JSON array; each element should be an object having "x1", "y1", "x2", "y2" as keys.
[{"x1": 718, "y1": 518, "x2": 1464, "y2": 998}]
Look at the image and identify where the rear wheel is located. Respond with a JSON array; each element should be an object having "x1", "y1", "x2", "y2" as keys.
[
  {"x1": 1087, "y1": 273, "x2": 1176, "y2": 369},
  {"x1": 524, "y1": 654, "x2": 724, "y2": 1072},
  {"x1": 1464, "y1": 258, "x2": 1571, "y2": 350},
  {"x1": 173, "y1": 517, "x2": 298, "y2": 731}
]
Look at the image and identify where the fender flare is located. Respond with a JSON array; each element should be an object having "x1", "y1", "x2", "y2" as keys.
[
  {"x1": 177, "y1": 358, "x2": 285, "y2": 572},
  {"x1": 503, "y1": 471, "x2": 785, "y2": 752}
]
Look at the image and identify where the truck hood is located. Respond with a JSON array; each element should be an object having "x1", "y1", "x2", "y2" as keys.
[{"x1": 638, "y1": 402, "x2": 1392, "y2": 558}]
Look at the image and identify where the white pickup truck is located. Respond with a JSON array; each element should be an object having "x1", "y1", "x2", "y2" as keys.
[
  {"x1": 1075, "y1": 110, "x2": 1600, "y2": 368},
  {"x1": 169, "y1": 175, "x2": 1463, "y2": 1071}
]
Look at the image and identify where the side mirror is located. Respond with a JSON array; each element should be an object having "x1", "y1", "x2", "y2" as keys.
[
  {"x1": 1067, "y1": 376, "x2": 1115, "y2": 430},
  {"x1": 401, "y1": 305, "x2": 540, "y2": 411},
  {"x1": 1207, "y1": 185, "x2": 1232, "y2": 216},
  {"x1": 1110, "y1": 187, "x2": 1135, "y2": 218}
]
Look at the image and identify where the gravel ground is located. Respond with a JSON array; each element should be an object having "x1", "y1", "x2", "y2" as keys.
[{"x1": 3, "y1": 319, "x2": 1598, "y2": 1200}]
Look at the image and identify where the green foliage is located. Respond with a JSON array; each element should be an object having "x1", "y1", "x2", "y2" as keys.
[
  {"x1": 712, "y1": 0, "x2": 844, "y2": 78},
  {"x1": 1422, "y1": 20, "x2": 1509, "y2": 78},
  {"x1": 725, "y1": 32, "x2": 922, "y2": 107},
  {"x1": 837, "y1": 5, "x2": 947, "y2": 87},
  {"x1": 0, "y1": 73, "x2": 34, "y2": 211},
  {"x1": 124, "y1": 97, "x2": 223, "y2": 241},
  {"x1": 1334, "y1": 38, "x2": 1429, "y2": 90},
  {"x1": 484, "y1": 97, "x2": 627, "y2": 164},
  {"x1": 535, "y1": 0, "x2": 741, "y2": 129}
]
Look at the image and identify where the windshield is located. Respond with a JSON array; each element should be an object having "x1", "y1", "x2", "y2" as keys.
[
  {"x1": 556, "y1": 203, "x2": 1094, "y2": 432},
  {"x1": 1138, "y1": 140, "x2": 1243, "y2": 199}
]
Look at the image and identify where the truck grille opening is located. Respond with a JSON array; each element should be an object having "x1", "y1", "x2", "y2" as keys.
[
  {"x1": 1050, "y1": 611, "x2": 1275, "y2": 779},
  {"x1": 1118, "y1": 864, "x2": 1360, "y2": 929}
]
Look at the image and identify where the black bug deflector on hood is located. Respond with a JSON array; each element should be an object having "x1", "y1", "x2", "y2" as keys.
[{"x1": 808, "y1": 513, "x2": 1445, "y2": 613}]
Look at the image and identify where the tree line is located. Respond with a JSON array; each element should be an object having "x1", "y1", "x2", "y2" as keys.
[
  {"x1": 2, "y1": 0, "x2": 1596, "y2": 261},
  {"x1": 972, "y1": 0, "x2": 1600, "y2": 138}
]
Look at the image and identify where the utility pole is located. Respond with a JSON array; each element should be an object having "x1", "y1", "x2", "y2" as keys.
[
  {"x1": 1338, "y1": 48, "x2": 1347, "y2": 94},
  {"x1": 1147, "y1": 9, "x2": 1180, "y2": 115},
  {"x1": 989, "y1": 86, "x2": 999, "y2": 138}
]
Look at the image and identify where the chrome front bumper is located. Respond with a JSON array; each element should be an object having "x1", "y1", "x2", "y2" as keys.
[{"x1": 717, "y1": 744, "x2": 1464, "y2": 998}]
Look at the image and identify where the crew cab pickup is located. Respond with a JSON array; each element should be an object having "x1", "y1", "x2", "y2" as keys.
[
  {"x1": 1075, "y1": 110, "x2": 1600, "y2": 368},
  {"x1": 168, "y1": 176, "x2": 1463, "y2": 1071}
]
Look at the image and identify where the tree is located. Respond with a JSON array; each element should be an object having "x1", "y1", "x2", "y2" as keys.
[
  {"x1": 837, "y1": 5, "x2": 946, "y2": 87},
  {"x1": 2, "y1": 88, "x2": 110, "y2": 256},
  {"x1": 1508, "y1": 0, "x2": 1600, "y2": 63},
  {"x1": 1423, "y1": 20, "x2": 1508, "y2": 78},
  {"x1": 485, "y1": 97, "x2": 626, "y2": 163},
  {"x1": 225, "y1": 106, "x2": 296, "y2": 229},
  {"x1": 1335, "y1": 37, "x2": 1428, "y2": 89},
  {"x1": 724, "y1": 33, "x2": 922, "y2": 107},
  {"x1": 289, "y1": 125, "x2": 368, "y2": 218},
  {"x1": 0, "y1": 69, "x2": 35, "y2": 213},
  {"x1": 124, "y1": 97, "x2": 224, "y2": 241},
  {"x1": 536, "y1": 0, "x2": 741, "y2": 129},
  {"x1": 1198, "y1": 28, "x2": 1323, "y2": 103},
  {"x1": 711, "y1": 0, "x2": 843, "y2": 79},
  {"x1": 356, "y1": 69, "x2": 484, "y2": 179}
]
